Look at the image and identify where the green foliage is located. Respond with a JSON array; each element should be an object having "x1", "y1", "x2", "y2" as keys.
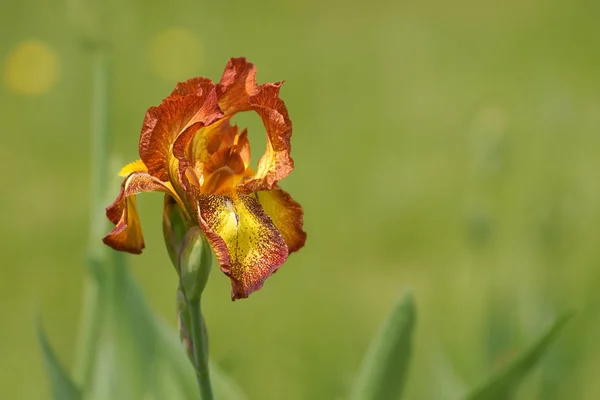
[
  {"x1": 40, "y1": 274, "x2": 572, "y2": 400},
  {"x1": 37, "y1": 322, "x2": 82, "y2": 400},
  {"x1": 40, "y1": 250, "x2": 247, "y2": 400},
  {"x1": 348, "y1": 294, "x2": 571, "y2": 400},
  {"x1": 466, "y1": 313, "x2": 573, "y2": 400},
  {"x1": 20, "y1": 1, "x2": 594, "y2": 397},
  {"x1": 350, "y1": 291, "x2": 416, "y2": 400}
]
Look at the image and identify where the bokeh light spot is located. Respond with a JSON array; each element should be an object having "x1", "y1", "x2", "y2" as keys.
[
  {"x1": 3, "y1": 40, "x2": 60, "y2": 95},
  {"x1": 148, "y1": 27, "x2": 203, "y2": 81}
]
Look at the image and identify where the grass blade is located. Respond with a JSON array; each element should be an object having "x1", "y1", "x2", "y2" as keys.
[
  {"x1": 350, "y1": 290, "x2": 416, "y2": 400},
  {"x1": 466, "y1": 312, "x2": 573, "y2": 400},
  {"x1": 37, "y1": 322, "x2": 82, "y2": 400}
]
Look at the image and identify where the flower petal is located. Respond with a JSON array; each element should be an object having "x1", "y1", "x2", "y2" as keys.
[
  {"x1": 103, "y1": 171, "x2": 178, "y2": 254},
  {"x1": 216, "y1": 58, "x2": 294, "y2": 193},
  {"x1": 171, "y1": 77, "x2": 213, "y2": 97},
  {"x1": 238, "y1": 82, "x2": 294, "y2": 193},
  {"x1": 139, "y1": 78, "x2": 222, "y2": 181},
  {"x1": 256, "y1": 186, "x2": 306, "y2": 253},
  {"x1": 217, "y1": 57, "x2": 257, "y2": 114},
  {"x1": 196, "y1": 193, "x2": 288, "y2": 300},
  {"x1": 172, "y1": 121, "x2": 251, "y2": 195},
  {"x1": 118, "y1": 159, "x2": 147, "y2": 177}
]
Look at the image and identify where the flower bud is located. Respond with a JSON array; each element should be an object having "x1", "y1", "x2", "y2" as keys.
[
  {"x1": 163, "y1": 194, "x2": 212, "y2": 302},
  {"x1": 162, "y1": 195, "x2": 193, "y2": 270},
  {"x1": 178, "y1": 227, "x2": 212, "y2": 302}
]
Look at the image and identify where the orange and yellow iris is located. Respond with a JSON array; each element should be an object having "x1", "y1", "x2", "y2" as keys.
[{"x1": 103, "y1": 58, "x2": 306, "y2": 300}]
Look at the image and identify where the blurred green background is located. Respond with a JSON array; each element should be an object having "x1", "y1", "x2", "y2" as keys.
[{"x1": 2, "y1": 0, "x2": 600, "y2": 398}]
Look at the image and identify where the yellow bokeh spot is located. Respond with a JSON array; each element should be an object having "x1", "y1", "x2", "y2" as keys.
[
  {"x1": 3, "y1": 40, "x2": 59, "y2": 95},
  {"x1": 148, "y1": 27, "x2": 203, "y2": 81}
]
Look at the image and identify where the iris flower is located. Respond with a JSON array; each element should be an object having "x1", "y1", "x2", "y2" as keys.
[{"x1": 103, "y1": 58, "x2": 306, "y2": 299}]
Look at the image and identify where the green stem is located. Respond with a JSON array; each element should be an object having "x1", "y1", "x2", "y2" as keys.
[
  {"x1": 88, "y1": 50, "x2": 110, "y2": 248},
  {"x1": 188, "y1": 300, "x2": 214, "y2": 400},
  {"x1": 73, "y1": 48, "x2": 111, "y2": 390}
]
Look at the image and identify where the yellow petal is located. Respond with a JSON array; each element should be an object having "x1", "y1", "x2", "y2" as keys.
[
  {"x1": 118, "y1": 159, "x2": 148, "y2": 177},
  {"x1": 257, "y1": 185, "x2": 306, "y2": 253},
  {"x1": 196, "y1": 193, "x2": 288, "y2": 299}
]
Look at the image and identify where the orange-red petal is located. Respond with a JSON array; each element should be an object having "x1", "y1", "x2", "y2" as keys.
[
  {"x1": 195, "y1": 193, "x2": 288, "y2": 300},
  {"x1": 256, "y1": 186, "x2": 306, "y2": 253},
  {"x1": 139, "y1": 78, "x2": 222, "y2": 181},
  {"x1": 216, "y1": 58, "x2": 294, "y2": 193},
  {"x1": 170, "y1": 77, "x2": 213, "y2": 97},
  {"x1": 103, "y1": 171, "x2": 177, "y2": 254},
  {"x1": 239, "y1": 82, "x2": 294, "y2": 192},
  {"x1": 217, "y1": 58, "x2": 257, "y2": 114}
]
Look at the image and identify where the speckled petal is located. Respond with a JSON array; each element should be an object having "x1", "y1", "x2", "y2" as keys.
[
  {"x1": 139, "y1": 78, "x2": 222, "y2": 181},
  {"x1": 195, "y1": 193, "x2": 288, "y2": 300},
  {"x1": 257, "y1": 185, "x2": 306, "y2": 253}
]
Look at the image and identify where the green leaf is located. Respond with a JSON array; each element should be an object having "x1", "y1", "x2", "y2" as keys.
[
  {"x1": 466, "y1": 312, "x2": 574, "y2": 400},
  {"x1": 350, "y1": 290, "x2": 416, "y2": 400},
  {"x1": 84, "y1": 250, "x2": 246, "y2": 400},
  {"x1": 37, "y1": 322, "x2": 82, "y2": 400}
]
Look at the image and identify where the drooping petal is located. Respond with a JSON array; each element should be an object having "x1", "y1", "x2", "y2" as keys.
[
  {"x1": 103, "y1": 170, "x2": 179, "y2": 254},
  {"x1": 195, "y1": 193, "x2": 288, "y2": 300},
  {"x1": 139, "y1": 78, "x2": 222, "y2": 181},
  {"x1": 256, "y1": 185, "x2": 306, "y2": 253}
]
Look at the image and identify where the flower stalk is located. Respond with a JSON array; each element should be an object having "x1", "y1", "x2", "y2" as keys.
[
  {"x1": 188, "y1": 300, "x2": 213, "y2": 400},
  {"x1": 165, "y1": 196, "x2": 214, "y2": 399},
  {"x1": 102, "y1": 57, "x2": 307, "y2": 397}
]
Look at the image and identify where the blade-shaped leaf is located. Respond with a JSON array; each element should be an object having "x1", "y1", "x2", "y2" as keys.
[
  {"x1": 92, "y1": 250, "x2": 246, "y2": 400},
  {"x1": 350, "y1": 290, "x2": 416, "y2": 400},
  {"x1": 466, "y1": 312, "x2": 573, "y2": 400},
  {"x1": 37, "y1": 322, "x2": 82, "y2": 400}
]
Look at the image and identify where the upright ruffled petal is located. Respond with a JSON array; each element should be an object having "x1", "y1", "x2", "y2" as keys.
[
  {"x1": 215, "y1": 58, "x2": 295, "y2": 194},
  {"x1": 256, "y1": 186, "x2": 306, "y2": 253},
  {"x1": 217, "y1": 57, "x2": 257, "y2": 114},
  {"x1": 139, "y1": 78, "x2": 222, "y2": 181},
  {"x1": 103, "y1": 169, "x2": 180, "y2": 254},
  {"x1": 238, "y1": 82, "x2": 294, "y2": 192},
  {"x1": 195, "y1": 193, "x2": 288, "y2": 300},
  {"x1": 171, "y1": 77, "x2": 213, "y2": 97}
]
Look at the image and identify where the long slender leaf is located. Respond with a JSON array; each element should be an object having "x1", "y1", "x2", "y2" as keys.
[
  {"x1": 466, "y1": 312, "x2": 573, "y2": 400},
  {"x1": 37, "y1": 322, "x2": 82, "y2": 400},
  {"x1": 350, "y1": 291, "x2": 416, "y2": 400}
]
